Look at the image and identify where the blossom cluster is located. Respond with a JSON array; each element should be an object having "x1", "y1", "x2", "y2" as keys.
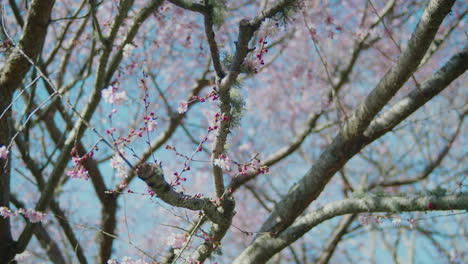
[
  {"x1": 0, "y1": 206, "x2": 46, "y2": 223},
  {"x1": 358, "y1": 214, "x2": 416, "y2": 229},
  {"x1": 214, "y1": 154, "x2": 231, "y2": 171},
  {"x1": 102, "y1": 85, "x2": 128, "y2": 105},
  {"x1": 110, "y1": 152, "x2": 128, "y2": 179},
  {"x1": 167, "y1": 233, "x2": 187, "y2": 249},
  {"x1": 65, "y1": 148, "x2": 92, "y2": 180}
]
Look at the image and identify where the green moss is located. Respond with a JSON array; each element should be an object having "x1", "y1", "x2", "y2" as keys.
[{"x1": 229, "y1": 87, "x2": 245, "y2": 128}]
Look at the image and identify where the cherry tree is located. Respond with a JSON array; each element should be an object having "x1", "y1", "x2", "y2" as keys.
[{"x1": 0, "y1": 0, "x2": 467, "y2": 263}]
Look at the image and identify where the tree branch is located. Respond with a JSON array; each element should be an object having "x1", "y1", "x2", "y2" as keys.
[
  {"x1": 136, "y1": 163, "x2": 229, "y2": 226},
  {"x1": 253, "y1": 0, "x2": 458, "y2": 237},
  {"x1": 203, "y1": 4, "x2": 225, "y2": 78},
  {"x1": 234, "y1": 194, "x2": 468, "y2": 263}
]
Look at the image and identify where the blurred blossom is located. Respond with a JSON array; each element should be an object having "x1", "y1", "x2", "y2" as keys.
[
  {"x1": 392, "y1": 218, "x2": 402, "y2": 227},
  {"x1": 408, "y1": 219, "x2": 417, "y2": 229},
  {"x1": 0, "y1": 206, "x2": 14, "y2": 218},
  {"x1": 102, "y1": 85, "x2": 128, "y2": 105},
  {"x1": 110, "y1": 153, "x2": 127, "y2": 178},
  {"x1": 0, "y1": 145, "x2": 9, "y2": 159},
  {"x1": 168, "y1": 234, "x2": 187, "y2": 249},
  {"x1": 177, "y1": 100, "x2": 188, "y2": 114},
  {"x1": 22, "y1": 209, "x2": 46, "y2": 223},
  {"x1": 358, "y1": 215, "x2": 370, "y2": 226},
  {"x1": 66, "y1": 167, "x2": 90, "y2": 180},
  {"x1": 122, "y1": 44, "x2": 135, "y2": 57},
  {"x1": 147, "y1": 120, "x2": 158, "y2": 132}
]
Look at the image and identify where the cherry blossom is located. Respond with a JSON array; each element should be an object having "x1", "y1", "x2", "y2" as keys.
[
  {"x1": 146, "y1": 120, "x2": 158, "y2": 132},
  {"x1": 0, "y1": 206, "x2": 14, "y2": 218},
  {"x1": 66, "y1": 166, "x2": 90, "y2": 180},
  {"x1": 102, "y1": 85, "x2": 128, "y2": 105},
  {"x1": 110, "y1": 153, "x2": 127, "y2": 178},
  {"x1": 167, "y1": 234, "x2": 187, "y2": 249},
  {"x1": 177, "y1": 100, "x2": 188, "y2": 114},
  {"x1": 20, "y1": 209, "x2": 46, "y2": 223},
  {"x1": 0, "y1": 145, "x2": 9, "y2": 159},
  {"x1": 214, "y1": 154, "x2": 231, "y2": 171}
]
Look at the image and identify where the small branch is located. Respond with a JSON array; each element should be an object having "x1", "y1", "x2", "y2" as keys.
[
  {"x1": 341, "y1": 0, "x2": 456, "y2": 138},
  {"x1": 315, "y1": 214, "x2": 356, "y2": 264},
  {"x1": 136, "y1": 163, "x2": 228, "y2": 225},
  {"x1": 364, "y1": 43, "x2": 468, "y2": 140},
  {"x1": 223, "y1": 0, "x2": 298, "y2": 87},
  {"x1": 229, "y1": 111, "x2": 321, "y2": 191},
  {"x1": 369, "y1": 113, "x2": 464, "y2": 189},
  {"x1": 203, "y1": 5, "x2": 225, "y2": 78}
]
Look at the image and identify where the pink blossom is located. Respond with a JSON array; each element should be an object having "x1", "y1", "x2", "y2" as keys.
[
  {"x1": 214, "y1": 154, "x2": 231, "y2": 171},
  {"x1": 107, "y1": 260, "x2": 119, "y2": 264},
  {"x1": 102, "y1": 86, "x2": 128, "y2": 105},
  {"x1": 110, "y1": 153, "x2": 127, "y2": 178},
  {"x1": 358, "y1": 215, "x2": 370, "y2": 226},
  {"x1": 177, "y1": 100, "x2": 188, "y2": 114},
  {"x1": 66, "y1": 166, "x2": 90, "y2": 180},
  {"x1": 72, "y1": 156, "x2": 81, "y2": 166},
  {"x1": 168, "y1": 234, "x2": 187, "y2": 249},
  {"x1": 0, "y1": 145, "x2": 9, "y2": 159},
  {"x1": 146, "y1": 120, "x2": 158, "y2": 132},
  {"x1": 0, "y1": 206, "x2": 14, "y2": 218},
  {"x1": 21, "y1": 209, "x2": 46, "y2": 223},
  {"x1": 110, "y1": 154, "x2": 124, "y2": 169}
]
